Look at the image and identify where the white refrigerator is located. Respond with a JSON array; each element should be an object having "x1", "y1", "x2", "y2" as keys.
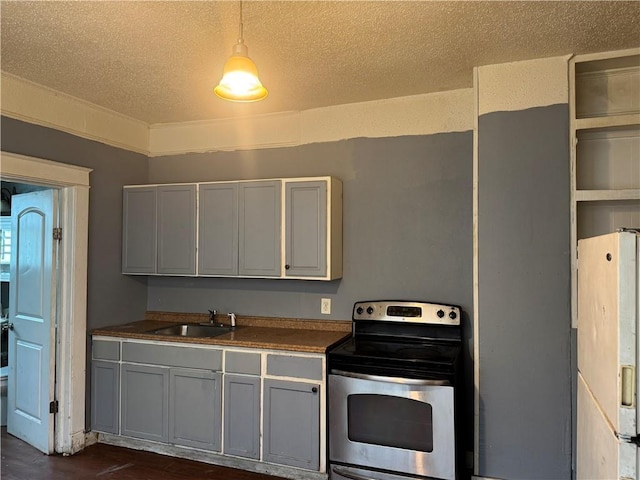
[{"x1": 577, "y1": 230, "x2": 639, "y2": 479}]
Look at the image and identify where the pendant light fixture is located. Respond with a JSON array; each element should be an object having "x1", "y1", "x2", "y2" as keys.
[{"x1": 214, "y1": 1, "x2": 268, "y2": 102}]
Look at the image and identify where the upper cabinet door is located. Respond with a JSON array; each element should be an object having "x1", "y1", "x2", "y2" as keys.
[
  {"x1": 285, "y1": 181, "x2": 327, "y2": 278},
  {"x1": 122, "y1": 177, "x2": 342, "y2": 279},
  {"x1": 199, "y1": 183, "x2": 239, "y2": 276},
  {"x1": 284, "y1": 178, "x2": 342, "y2": 280},
  {"x1": 238, "y1": 181, "x2": 281, "y2": 277},
  {"x1": 157, "y1": 185, "x2": 197, "y2": 275},
  {"x1": 122, "y1": 187, "x2": 157, "y2": 274}
]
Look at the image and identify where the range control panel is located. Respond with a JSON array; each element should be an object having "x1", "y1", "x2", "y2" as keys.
[{"x1": 353, "y1": 300, "x2": 460, "y2": 326}]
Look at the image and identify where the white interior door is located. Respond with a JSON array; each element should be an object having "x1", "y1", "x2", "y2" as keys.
[
  {"x1": 577, "y1": 231, "x2": 638, "y2": 479},
  {"x1": 7, "y1": 190, "x2": 58, "y2": 454}
]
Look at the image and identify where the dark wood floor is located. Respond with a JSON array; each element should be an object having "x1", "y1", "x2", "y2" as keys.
[{"x1": 1, "y1": 428, "x2": 286, "y2": 480}]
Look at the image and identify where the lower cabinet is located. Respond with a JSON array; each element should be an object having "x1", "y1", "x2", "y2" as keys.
[
  {"x1": 121, "y1": 364, "x2": 169, "y2": 442},
  {"x1": 170, "y1": 369, "x2": 222, "y2": 451},
  {"x1": 91, "y1": 360, "x2": 120, "y2": 434},
  {"x1": 263, "y1": 378, "x2": 321, "y2": 470},
  {"x1": 223, "y1": 374, "x2": 260, "y2": 459},
  {"x1": 92, "y1": 339, "x2": 326, "y2": 474}
]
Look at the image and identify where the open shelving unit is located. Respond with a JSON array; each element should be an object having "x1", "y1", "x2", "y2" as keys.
[{"x1": 570, "y1": 48, "x2": 640, "y2": 327}]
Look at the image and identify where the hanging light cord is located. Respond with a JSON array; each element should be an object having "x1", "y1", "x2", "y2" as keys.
[{"x1": 238, "y1": 1, "x2": 244, "y2": 44}]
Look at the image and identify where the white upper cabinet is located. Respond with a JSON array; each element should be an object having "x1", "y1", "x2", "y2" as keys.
[
  {"x1": 238, "y1": 180, "x2": 282, "y2": 277},
  {"x1": 198, "y1": 183, "x2": 239, "y2": 276},
  {"x1": 570, "y1": 48, "x2": 640, "y2": 326},
  {"x1": 157, "y1": 185, "x2": 197, "y2": 275},
  {"x1": 122, "y1": 186, "x2": 157, "y2": 274},
  {"x1": 122, "y1": 184, "x2": 197, "y2": 275},
  {"x1": 123, "y1": 176, "x2": 342, "y2": 280},
  {"x1": 284, "y1": 178, "x2": 342, "y2": 280}
]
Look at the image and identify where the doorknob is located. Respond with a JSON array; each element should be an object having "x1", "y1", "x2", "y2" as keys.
[{"x1": 1, "y1": 322, "x2": 14, "y2": 332}]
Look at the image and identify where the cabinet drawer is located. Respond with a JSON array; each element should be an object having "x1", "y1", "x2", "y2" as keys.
[
  {"x1": 122, "y1": 342, "x2": 222, "y2": 370},
  {"x1": 93, "y1": 340, "x2": 120, "y2": 361},
  {"x1": 266, "y1": 354, "x2": 323, "y2": 381},
  {"x1": 225, "y1": 351, "x2": 261, "y2": 375}
]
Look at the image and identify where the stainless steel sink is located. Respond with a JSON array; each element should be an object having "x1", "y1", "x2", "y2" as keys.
[{"x1": 148, "y1": 323, "x2": 233, "y2": 338}]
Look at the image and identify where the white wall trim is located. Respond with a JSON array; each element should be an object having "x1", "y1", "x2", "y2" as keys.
[
  {"x1": 1, "y1": 151, "x2": 92, "y2": 186},
  {"x1": 472, "y1": 66, "x2": 481, "y2": 478},
  {"x1": 148, "y1": 111, "x2": 303, "y2": 155},
  {"x1": 148, "y1": 88, "x2": 474, "y2": 156},
  {"x1": 0, "y1": 151, "x2": 91, "y2": 455},
  {"x1": 4, "y1": 56, "x2": 571, "y2": 156},
  {"x1": 1, "y1": 71, "x2": 474, "y2": 157},
  {"x1": 1, "y1": 72, "x2": 149, "y2": 155}
]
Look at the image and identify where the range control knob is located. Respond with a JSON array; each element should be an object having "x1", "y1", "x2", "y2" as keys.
[
  {"x1": 356, "y1": 306, "x2": 364, "y2": 315},
  {"x1": 437, "y1": 309, "x2": 445, "y2": 318},
  {"x1": 366, "y1": 306, "x2": 374, "y2": 315},
  {"x1": 449, "y1": 311, "x2": 458, "y2": 320}
]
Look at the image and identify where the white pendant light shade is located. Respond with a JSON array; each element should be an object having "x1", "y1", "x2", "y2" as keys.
[
  {"x1": 214, "y1": 2, "x2": 267, "y2": 102},
  {"x1": 214, "y1": 41, "x2": 268, "y2": 102}
]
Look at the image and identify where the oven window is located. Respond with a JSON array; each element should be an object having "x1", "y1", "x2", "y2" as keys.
[{"x1": 347, "y1": 394, "x2": 433, "y2": 452}]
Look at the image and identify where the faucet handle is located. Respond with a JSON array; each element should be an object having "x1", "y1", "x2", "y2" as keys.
[{"x1": 208, "y1": 309, "x2": 217, "y2": 323}]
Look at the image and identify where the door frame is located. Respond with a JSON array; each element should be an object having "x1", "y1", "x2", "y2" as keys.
[{"x1": 1, "y1": 151, "x2": 92, "y2": 454}]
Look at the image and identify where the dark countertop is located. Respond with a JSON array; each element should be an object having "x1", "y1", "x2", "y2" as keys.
[{"x1": 91, "y1": 311, "x2": 352, "y2": 354}]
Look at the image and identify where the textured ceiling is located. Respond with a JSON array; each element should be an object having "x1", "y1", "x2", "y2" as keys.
[{"x1": 1, "y1": 1, "x2": 639, "y2": 124}]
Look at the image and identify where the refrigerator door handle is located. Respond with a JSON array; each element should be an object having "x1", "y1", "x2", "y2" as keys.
[{"x1": 621, "y1": 365, "x2": 635, "y2": 407}]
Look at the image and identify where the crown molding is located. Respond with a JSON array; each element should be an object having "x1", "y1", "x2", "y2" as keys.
[
  {"x1": 2, "y1": 71, "x2": 474, "y2": 157},
  {"x1": 148, "y1": 88, "x2": 475, "y2": 156},
  {"x1": 1, "y1": 72, "x2": 149, "y2": 155}
]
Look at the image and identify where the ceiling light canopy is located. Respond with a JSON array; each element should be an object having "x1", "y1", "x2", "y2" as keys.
[{"x1": 214, "y1": 2, "x2": 267, "y2": 102}]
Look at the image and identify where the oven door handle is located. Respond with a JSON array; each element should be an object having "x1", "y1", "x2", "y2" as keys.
[
  {"x1": 330, "y1": 369, "x2": 450, "y2": 386},
  {"x1": 332, "y1": 466, "x2": 386, "y2": 480}
]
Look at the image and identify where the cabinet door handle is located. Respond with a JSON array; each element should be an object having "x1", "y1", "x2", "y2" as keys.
[
  {"x1": 311, "y1": 386, "x2": 318, "y2": 393},
  {"x1": 285, "y1": 264, "x2": 290, "y2": 270}
]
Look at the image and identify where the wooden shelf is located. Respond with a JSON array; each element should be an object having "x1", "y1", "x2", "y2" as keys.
[
  {"x1": 570, "y1": 49, "x2": 640, "y2": 329},
  {"x1": 575, "y1": 189, "x2": 640, "y2": 202},
  {"x1": 575, "y1": 113, "x2": 640, "y2": 131}
]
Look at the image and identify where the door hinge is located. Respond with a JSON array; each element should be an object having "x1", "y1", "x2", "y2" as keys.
[
  {"x1": 49, "y1": 400, "x2": 59, "y2": 414},
  {"x1": 53, "y1": 227, "x2": 62, "y2": 241}
]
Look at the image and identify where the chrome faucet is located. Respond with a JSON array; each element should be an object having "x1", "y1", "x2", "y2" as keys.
[
  {"x1": 208, "y1": 309, "x2": 217, "y2": 324},
  {"x1": 228, "y1": 312, "x2": 236, "y2": 328}
]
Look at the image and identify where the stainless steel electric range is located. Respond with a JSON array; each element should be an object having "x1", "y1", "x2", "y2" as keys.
[{"x1": 328, "y1": 300, "x2": 462, "y2": 480}]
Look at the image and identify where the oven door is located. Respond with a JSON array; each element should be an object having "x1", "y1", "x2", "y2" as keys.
[{"x1": 329, "y1": 370, "x2": 456, "y2": 480}]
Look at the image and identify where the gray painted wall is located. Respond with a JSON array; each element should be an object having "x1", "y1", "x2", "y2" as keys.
[
  {"x1": 1, "y1": 116, "x2": 150, "y2": 329},
  {"x1": 147, "y1": 135, "x2": 473, "y2": 322},
  {"x1": 477, "y1": 104, "x2": 571, "y2": 479},
  {"x1": 1, "y1": 116, "x2": 150, "y2": 427},
  {"x1": 148, "y1": 133, "x2": 476, "y2": 459},
  {"x1": 1, "y1": 110, "x2": 574, "y2": 479}
]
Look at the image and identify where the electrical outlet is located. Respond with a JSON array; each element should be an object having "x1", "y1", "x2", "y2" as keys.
[{"x1": 321, "y1": 298, "x2": 331, "y2": 315}]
